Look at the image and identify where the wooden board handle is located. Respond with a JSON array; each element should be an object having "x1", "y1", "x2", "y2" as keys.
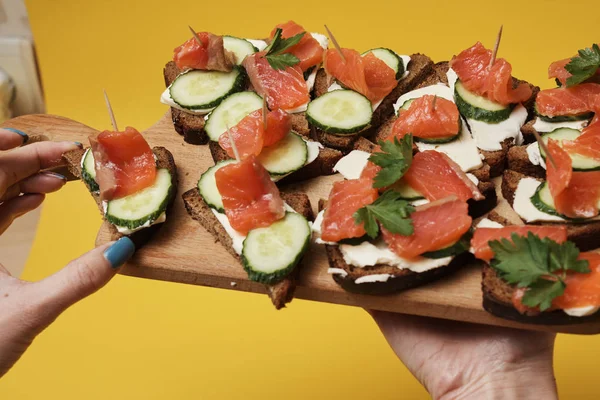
[{"x1": 1, "y1": 114, "x2": 99, "y2": 143}]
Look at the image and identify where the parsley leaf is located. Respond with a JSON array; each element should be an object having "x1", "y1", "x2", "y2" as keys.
[
  {"x1": 565, "y1": 44, "x2": 600, "y2": 87},
  {"x1": 353, "y1": 190, "x2": 414, "y2": 238},
  {"x1": 264, "y1": 28, "x2": 304, "y2": 70},
  {"x1": 488, "y1": 232, "x2": 590, "y2": 311},
  {"x1": 369, "y1": 134, "x2": 413, "y2": 188}
]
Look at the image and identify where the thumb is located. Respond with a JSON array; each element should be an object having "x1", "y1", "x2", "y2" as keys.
[{"x1": 32, "y1": 237, "x2": 135, "y2": 318}]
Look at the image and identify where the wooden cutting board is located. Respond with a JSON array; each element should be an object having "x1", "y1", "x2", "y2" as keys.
[{"x1": 6, "y1": 112, "x2": 600, "y2": 334}]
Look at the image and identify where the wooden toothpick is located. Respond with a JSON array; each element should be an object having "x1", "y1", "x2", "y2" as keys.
[
  {"x1": 324, "y1": 24, "x2": 345, "y2": 62},
  {"x1": 489, "y1": 25, "x2": 503, "y2": 68},
  {"x1": 431, "y1": 95, "x2": 438, "y2": 111},
  {"x1": 103, "y1": 89, "x2": 118, "y2": 131},
  {"x1": 262, "y1": 97, "x2": 268, "y2": 130},
  {"x1": 532, "y1": 129, "x2": 557, "y2": 169},
  {"x1": 225, "y1": 124, "x2": 240, "y2": 162},
  {"x1": 188, "y1": 25, "x2": 203, "y2": 46}
]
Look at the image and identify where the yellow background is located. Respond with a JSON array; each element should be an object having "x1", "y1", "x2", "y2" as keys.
[{"x1": 1, "y1": 0, "x2": 599, "y2": 398}]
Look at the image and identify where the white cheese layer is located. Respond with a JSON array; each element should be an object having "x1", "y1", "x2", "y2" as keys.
[
  {"x1": 355, "y1": 274, "x2": 393, "y2": 284},
  {"x1": 563, "y1": 305, "x2": 600, "y2": 317},
  {"x1": 160, "y1": 86, "x2": 214, "y2": 115},
  {"x1": 333, "y1": 150, "x2": 371, "y2": 180},
  {"x1": 513, "y1": 178, "x2": 565, "y2": 223},
  {"x1": 327, "y1": 268, "x2": 348, "y2": 277},
  {"x1": 399, "y1": 55, "x2": 411, "y2": 80},
  {"x1": 526, "y1": 142, "x2": 546, "y2": 169},
  {"x1": 247, "y1": 39, "x2": 268, "y2": 51},
  {"x1": 311, "y1": 32, "x2": 329, "y2": 49},
  {"x1": 476, "y1": 218, "x2": 503, "y2": 228},
  {"x1": 532, "y1": 117, "x2": 589, "y2": 133},
  {"x1": 306, "y1": 68, "x2": 318, "y2": 92}
]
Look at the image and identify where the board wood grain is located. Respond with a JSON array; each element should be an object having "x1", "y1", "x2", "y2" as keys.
[{"x1": 5, "y1": 112, "x2": 600, "y2": 334}]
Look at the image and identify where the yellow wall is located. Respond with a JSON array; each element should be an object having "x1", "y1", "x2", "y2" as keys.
[{"x1": 1, "y1": 0, "x2": 599, "y2": 398}]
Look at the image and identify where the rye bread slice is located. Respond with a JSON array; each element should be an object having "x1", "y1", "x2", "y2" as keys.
[
  {"x1": 349, "y1": 137, "x2": 497, "y2": 218},
  {"x1": 62, "y1": 147, "x2": 178, "y2": 249},
  {"x1": 182, "y1": 188, "x2": 313, "y2": 309},
  {"x1": 501, "y1": 169, "x2": 600, "y2": 251},
  {"x1": 311, "y1": 54, "x2": 435, "y2": 153},
  {"x1": 207, "y1": 141, "x2": 343, "y2": 185},
  {"x1": 507, "y1": 145, "x2": 546, "y2": 178},
  {"x1": 317, "y1": 200, "x2": 472, "y2": 295}
]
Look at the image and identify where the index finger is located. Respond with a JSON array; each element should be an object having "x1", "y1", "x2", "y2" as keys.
[
  {"x1": 0, "y1": 128, "x2": 28, "y2": 150},
  {"x1": 0, "y1": 141, "x2": 82, "y2": 195}
]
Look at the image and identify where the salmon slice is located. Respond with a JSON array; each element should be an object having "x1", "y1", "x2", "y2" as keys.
[
  {"x1": 215, "y1": 156, "x2": 285, "y2": 234},
  {"x1": 270, "y1": 21, "x2": 324, "y2": 72},
  {"x1": 89, "y1": 127, "x2": 157, "y2": 201},
  {"x1": 402, "y1": 151, "x2": 483, "y2": 202},
  {"x1": 382, "y1": 197, "x2": 472, "y2": 259},
  {"x1": 390, "y1": 95, "x2": 461, "y2": 140},
  {"x1": 321, "y1": 178, "x2": 379, "y2": 242},
  {"x1": 324, "y1": 48, "x2": 397, "y2": 104},
  {"x1": 553, "y1": 252, "x2": 600, "y2": 309},
  {"x1": 547, "y1": 139, "x2": 600, "y2": 218},
  {"x1": 471, "y1": 225, "x2": 568, "y2": 262},
  {"x1": 173, "y1": 32, "x2": 234, "y2": 72},
  {"x1": 218, "y1": 109, "x2": 291, "y2": 159},
  {"x1": 243, "y1": 53, "x2": 309, "y2": 112},
  {"x1": 563, "y1": 120, "x2": 600, "y2": 160},
  {"x1": 450, "y1": 42, "x2": 532, "y2": 105},
  {"x1": 548, "y1": 45, "x2": 600, "y2": 86},
  {"x1": 535, "y1": 83, "x2": 600, "y2": 117}
]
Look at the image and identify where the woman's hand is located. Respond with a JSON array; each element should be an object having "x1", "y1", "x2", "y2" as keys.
[
  {"x1": 0, "y1": 128, "x2": 135, "y2": 377},
  {"x1": 370, "y1": 311, "x2": 558, "y2": 399}
]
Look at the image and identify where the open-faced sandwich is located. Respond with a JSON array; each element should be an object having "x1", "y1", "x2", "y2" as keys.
[
  {"x1": 312, "y1": 134, "x2": 489, "y2": 294},
  {"x1": 182, "y1": 153, "x2": 313, "y2": 309},
  {"x1": 62, "y1": 127, "x2": 178, "y2": 247},
  {"x1": 471, "y1": 218, "x2": 600, "y2": 324}
]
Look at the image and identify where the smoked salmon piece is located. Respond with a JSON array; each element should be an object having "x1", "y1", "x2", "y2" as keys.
[
  {"x1": 553, "y1": 252, "x2": 600, "y2": 309},
  {"x1": 547, "y1": 139, "x2": 600, "y2": 219},
  {"x1": 218, "y1": 109, "x2": 291, "y2": 159},
  {"x1": 563, "y1": 119, "x2": 600, "y2": 160},
  {"x1": 243, "y1": 52, "x2": 309, "y2": 112},
  {"x1": 173, "y1": 32, "x2": 234, "y2": 71},
  {"x1": 270, "y1": 21, "x2": 324, "y2": 72},
  {"x1": 548, "y1": 45, "x2": 600, "y2": 86},
  {"x1": 535, "y1": 83, "x2": 600, "y2": 117},
  {"x1": 402, "y1": 151, "x2": 483, "y2": 202},
  {"x1": 215, "y1": 156, "x2": 285, "y2": 234},
  {"x1": 324, "y1": 48, "x2": 397, "y2": 104},
  {"x1": 321, "y1": 178, "x2": 379, "y2": 242},
  {"x1": 389, "y1": 95, "x2": 461, "y2": 140},
  {"x1": 450, "y1": 42, "x2": 532, "y2": 105},
  {"x1": 89, "y1": 127, "x2": 157, "y2": 201},
  {"x1": 471, "y1": 225, "x2": 568, "y2": 262},
  {"x1": 382, "y1": 197, "x2": 472, "y2": 259}
]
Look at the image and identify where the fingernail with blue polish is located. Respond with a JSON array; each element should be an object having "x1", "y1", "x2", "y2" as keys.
[
  {"x1": 103, "y1": 237, "x2": 135, "y2": 269},
  {"x1": 43, "y1": 171, "x2": 67, "y2": 181},
  {"x1": 4, "y1": 128, "x2": 29, "y2": 144},
  {"x1": 74, "y1": 141, "x2": 83, "y2": 148}
]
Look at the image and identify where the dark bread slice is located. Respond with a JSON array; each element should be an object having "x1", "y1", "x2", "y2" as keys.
[
  {"x1": 507, "y1": 145, "x2": 546, "y2": 179},
  {"x1": 207, "y1": 141, "x2": 343, "y2": 184},
  {"x1": 182, "y1": 188, "x2": 313, "y2": 309},
  {"x1": 62, "y1": 147, "x2": 178, "y2": 249},
  {"x1": 350, "y1": 138, "x2": 496, "y2": 218},
  {"x1": 501, "y1": 169, "x2": 600, "y2": 251},
  {"x1": 312, "y1": 54, "x2": 434, "y2": 153},
  {"x1": 318, "y1": 200, "x2": 472, "y2": 295}
]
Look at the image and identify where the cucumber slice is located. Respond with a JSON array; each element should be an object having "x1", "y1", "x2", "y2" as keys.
[
  {"x1": 399, "y1": 98, "x2": 414, "y2": 111},
  {"x1": 362, "y1": 48, "x2": 405, "y2": 80},
  {"x1": 529, "y1": 181, "x2": 593, "y2": 222},
  {"x1": 422, "y1": 232, "x2": 471, "y2": 259},
  {"x1": 397, "y1": 100, "x2": 461, "y2": 144},
  {"x1": 454, "y1": 80, "x2": 515, "y2": 123},
  {"x1": 204, "y1": 91, "x2": 263, "y2": 141},
  {"x1": 306, "y1": 89, "x2": 373, "y2": 134},
  {"x1": 81, "y1": 149, "x2": 99, "y2": 192},
  {"x1": 539, "y1": 128, "x2": 600, "y2": 171},
  {"x1": 534, "y1": 104, "x2": 594, "y2": 122},
  {"x1": 241, "y1": 212, "x2": 310, "y2": 284},
  {"x1": 198, "y1": 160, "x2": 237, "y2": 212},
  {"x1": 223, "y1": 36, "x2": 257, "y2": 65},
  {"x1": 388, "y1": 180, "x2": 425, "y2": 201},
  {"x1": 169, "y1": 67, "x2": 246, "y2": 110},
  {"x1": 257, "y1": 132, "x2": 308, "y2": 176},
  {"x1": 106, "y1": 168, "x2": 173, "y2": 229}
]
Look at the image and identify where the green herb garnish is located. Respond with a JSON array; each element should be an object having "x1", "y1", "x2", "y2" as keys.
[
  {"x1": 353, "y1": 189, "x2": 414, "y2": 239},
  {"x1": 489, "y1": 233, "x2": 590, "y2": 310},
  {"x1": 565, "y1": 44, "x2": 600, "y2": 87},
  {"x1": 264, "y1": 28, "x2": 304, "y2": 70},
  {"x1": 369, "y1": 134, "x2": 413, "y2": 189}
]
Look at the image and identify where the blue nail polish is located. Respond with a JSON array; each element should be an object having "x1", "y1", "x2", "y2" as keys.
[
  {"x1": 4, "y1": 127, "x2": 28, "y2": 144},
  {"x1": 103, "y1": 237, "x2": 135, "y2": 269},
  {"x1": 74, "y1": 141, "x2": 83, "y2": 148},
  {"x1": 43, "y1": 171, "x2": 67, "y2": 180}
]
